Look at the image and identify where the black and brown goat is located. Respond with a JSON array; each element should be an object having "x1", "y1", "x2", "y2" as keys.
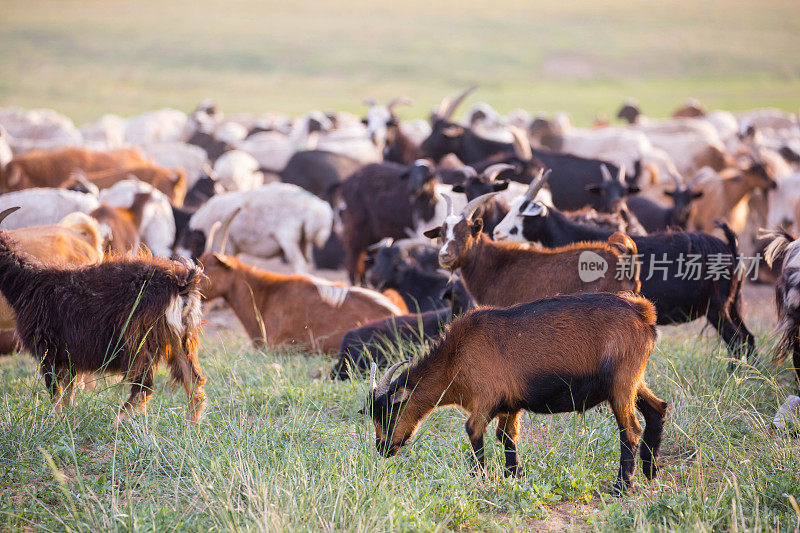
[
  {"x1": 0, "y1": 207, "x2": 206, "y2": 423},
  {"x1": 763, "y1": 229, "x2": 800, "y2": 388},
  {"x1": 422, "y1": 191, "x2": 641, "y2": 307},
  {"x1": 364, "y1": 291, "x2": 667, "y2": 493}
]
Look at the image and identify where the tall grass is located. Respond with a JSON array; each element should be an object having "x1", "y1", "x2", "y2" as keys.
[{"x1": 1, "y1": 323, "x2": 799, "y2": 531}]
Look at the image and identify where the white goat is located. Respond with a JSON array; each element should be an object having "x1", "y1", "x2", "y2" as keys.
[
  {"x1": 213, "y1": 150, "x2": 264, "y2": 192},
  {"x1": 0, "y1": 189, "x2": 99, "y2": 229}
]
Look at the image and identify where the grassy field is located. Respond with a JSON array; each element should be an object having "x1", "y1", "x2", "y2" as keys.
[
  {"x1": 1, "y1": 0, "x2": 800, "y2": 124},
  {"x1": 0, "y1": 290, "x2": 799, "y2": 532}
]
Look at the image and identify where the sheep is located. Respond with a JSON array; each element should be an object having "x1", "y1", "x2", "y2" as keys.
[
  {"x1": 422, "y1": 192, "x2": 641, "y2": 307},
  {"x1": 363, "y1": 291, "x2": 667, "y2": 494},
  {"x1": 0, "y1": 206, "x2": 206, "y2": 423},
  {"x1": 99, "y1": 179, "x2": 176, "y2": 258},
  {"x1": 199, "y1": 230, "x2": 404, "y2": 352},
  {"x1": 1, "y1": 146, "x2": 148, "y2": 191},
  {"x1": 212, "y1": 150, "x2": 264, "y2": 192},
  {"x1": 331, "y1": 277, "x2": 473, "y2": 380},
  {"x1": 177, "y1": 183, "x2": 333, "y2": 273},
  {"x1": 0, "y1": 188, "x2": 100, "y2": 229}
]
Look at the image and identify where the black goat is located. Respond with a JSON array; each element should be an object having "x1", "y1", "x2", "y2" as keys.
[{"x1": 626, "y1": 173, "x2": 704, "y2": 233}]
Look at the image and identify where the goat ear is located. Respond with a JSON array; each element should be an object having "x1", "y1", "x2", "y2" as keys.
[
  {"x1": 663, "y1": 190, "x2": 675, "y2": 197},
  {"x1": 389, "y1": 387, "x2": 411, "y2": 405},
  {"x1": 692, "y1": 191, "x2": 704, "y2": 199},
  {"x1": 470, "y1": 219, "x2": 483, "y2": 237},
  {"x1": 492, "y1": 180, "x2": 510, "y2": 192},
  {"x1": 423, "y1": 226, "x2": 442, "y2": 239},
  {"x1": 361, "y1": 117, "x2": 369, "y2": 125},
  {"x1": 442, "y1": 125, "x2": 464, "y2": 138},
  {"x1": 627, "y1": 185, "x2": 641, "y2": 194},
  {"x1": 585, "y1": 184, "x2": 602, "y2": 194},
  {"x1": 520, "y1": 202, "x2": 546, "y2": 217},
  {"x1": 212, "y1": 253, "x2": 235, "y2": 269},
  {"x1": 451, "y1": 184, "x2": 465, "y2": 193}
]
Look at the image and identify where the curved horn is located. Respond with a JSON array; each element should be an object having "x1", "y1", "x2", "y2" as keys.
[
  {"x1": 370, "y1": 361, "x2": 378, "y2": 391},
  {"x1": 0, "y1": 206, "x2": 21, "y2": 226},
  {"x1": 482, "y1": 163, "x2": 516, "y2": 182},
  {"x1": 524, "y1": 169, "x2": 551, "y2": 201},
  {"x1": 508, "y1": 126, "x2": 533, "y2": 162},
  {"x1": 600, "y1": 164, "x2": 613, "y2": 182},
  {"x1": 441, "y1": 192, "x2": 454, "y2": 216},
  {"x1": 435, "y1": 97, "x2": 451, "y2": 119},
  {"x1": 217, "y1": 207, "x2": 242, "y2": 254},
  {"x1": 376, "y1": 360, "x2": 409, "y2": 394},
  {"x1": 462, "y1": 192, "x2": 499, "y2": 222},
  {"x1": 204, "y1": 221, "x2": 222, "y2": 254},
  {"x1": 616, "y1": 164, "x2": 627, "y2": 184},
  {"x1": 387, "y1": 97, "x2": 413, "y2": 111},
  {"x1": 442, "y1": 86, "x2": 477, "y2": 121},
  {"x1": 367, "y1": 237, "x2": 394, "y2": 251}
]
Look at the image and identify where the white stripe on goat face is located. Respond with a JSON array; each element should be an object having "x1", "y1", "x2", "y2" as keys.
[
  {"x1": 366, "y1": 106, "x2": 391, "y2": 148},
  {"x1": 492, "y1": 197, "x2": 526, "y2": 242},
  {"x1": 439, "y1": 215, "x2": 462, "y2": 260}
]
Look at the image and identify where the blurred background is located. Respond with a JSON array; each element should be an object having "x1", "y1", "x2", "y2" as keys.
[{"x1": 2, "y1": 0, "x2": 799, "y2": 123}]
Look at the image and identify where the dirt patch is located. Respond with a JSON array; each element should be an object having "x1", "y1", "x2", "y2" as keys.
[{"x1": 493, "y1": 498, "x2": 602, "y2": 532}]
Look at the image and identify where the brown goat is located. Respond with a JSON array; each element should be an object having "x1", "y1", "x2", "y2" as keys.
[
  {"x1": 0, "y1": 146, "x2": 148, "y2": 192},
  {"x1": 0, "y1": 207, "x2": 206, "y2": 423},
  {"x1": 364, "y1": 291, "x2": 666, "y2": 493},
  {"x1": 90, "y1": 192, "x2": 152, "y2": 256},
  {"x1": 68, "y1": 166, "x2": 187, "y2": 207},
  {"x1": 422, "y1": 193, "x2": 640, "y2": 307},
  {"x1": 201, "y1": 252, "x2": 404, "y2": 352}
]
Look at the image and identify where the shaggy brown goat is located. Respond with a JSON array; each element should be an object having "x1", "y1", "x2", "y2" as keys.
[
  {"x1": 0, "y1": 207, "x2": 206, "y2": 423},
  {"x1": 422, "y1": 192, "x2": 641, "y2": 306},
  {"x1": 364, "y1": 291, "x2": 667, "y2": 494}
]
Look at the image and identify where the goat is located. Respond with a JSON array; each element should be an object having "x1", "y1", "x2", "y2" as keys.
[
  {"x1": 493, "y1": 173, "x2": 757, "y2": 363},
  {"x1": 422, "y1": 190, "x2": 640, "y2": 307},
  {"x1": 89, "y1": 192, "x2": 152, "y2": 255},
  {"x1": 331, "y1": 277, "x2": 472, "y2": 380},
  {"x1": 763, "y1": 229, "x2": 800, "y2": 389},
  {"x1": 280, "y1": 150, "x2": 362, "y2": 200},
  {"x1": 626, "y1": 171, "x2": 705, "y2": 232},
  {"x1": 212, "y1": 150, "x2": 264, "y2": 192},
  {"x1": 0, "y1": 206, "x2": 206, "y2": 423},
  {"x1": 0, "y1": 146, "x2": 148, "y2": 191},
  {"x1": 0, "y1": 188, "x2": 99, "y2": 230},
  {"x1": 363, "y1": 291, "x2": 667, "y2": 494},
  {"x1": 199, "y1": 241, "x2": 403, "y2": 352},
  {"x1": 363, "y1": 97, "x2": 421, "y2": 164},
  {"x1": 67, "y1": 165, "x2": 188, "y2": 207}
]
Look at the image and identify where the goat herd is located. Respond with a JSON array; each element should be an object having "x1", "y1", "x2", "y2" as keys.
[{"x1": 0, "y1": 88, "x2": 799, "y2": 494}]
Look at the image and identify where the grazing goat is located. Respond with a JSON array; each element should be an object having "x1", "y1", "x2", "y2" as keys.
[
  {"x1": 0, "y1": 146, "x2": 148, "y2": 191},
  {"x1": 423, "y1": 192, "x2": 640, "y2": 307},
  {"x1": 493, "y1": 173, "x2": 756, "y2": 363},
  {"x1": 763, "y1": 229, "x2": 800, "y2": 388},
  {"x1": 200, "y1": 248, "x2": 403, "y2": 352},
  {"x1": 331, "y1": 277, "x2": 472, "y2": 380},
  {"x1": 364, "y1": 291, "x2": 667, "y2": 494},
  {"x1": 0, "y1": 207, "x2": 206, "y2": 423}
]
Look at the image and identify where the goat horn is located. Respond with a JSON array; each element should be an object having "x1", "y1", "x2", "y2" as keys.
[
  {"x1": 387, "y1": 97, "x2": 413, "y2": 111},
  {"x1": 442, "y1": 86, "x2": 477, "y2": 121},
  {"x1": 616, "y1": 164, "x2": 626, "y2": 184},
  {"x1": 376, "y1": 360, "x2": 409, "y2": 394},
  {"x1": 435, "y1": 97, "x2": 451, "y2": 119},
  {"x1": 508, "y1": 126, "x2": 533, "y2": 162},
  {"x1": 482, "y1": 163, "x2": 516, "y2": 182},
  {"x1": 370, "y1": 361, "x2": 378, "y2": 391},
  {"x1": 600, "y1": 164, "x2": 613, "y2": 182},
  {"x1": 524, "y1": 169, "x2": 551, "y2": 201},
  {"x1": 441, "y1": 192, "x2": 454, "y2": 216},
  {"x1": 0, "y1": 206, "x2": 21, "y2": 227},
  {"x1": 462, "y1": 191, "x2": 499, "y2": 222},
  {"x1": 367, "y1": 237, "x2": 394, "y2": 251},
  {"x1": 204, "y1": 221, "x2": 222, "y2": 254},
  {"x1": 202, "y1": 163, "x2": 215, "y2": 178},
  {"x1": 217, "y1": 207, "x2": 242, "y2": 254}
]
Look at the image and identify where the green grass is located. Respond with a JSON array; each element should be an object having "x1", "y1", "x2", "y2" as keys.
[
  {"x1": 1, "y1": 322, "x2": 799, "y2": 531},
  {"x1": 1, "y1": 0, "x2": 800, "y2": 124}
]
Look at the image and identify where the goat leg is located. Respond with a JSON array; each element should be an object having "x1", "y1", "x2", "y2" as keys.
[
  {"x1": 465, "y1": 414, "x2": 488, "y2": 475},
  {"x1": 496, "y1": 411, "x2": 523, "y2": 477}
]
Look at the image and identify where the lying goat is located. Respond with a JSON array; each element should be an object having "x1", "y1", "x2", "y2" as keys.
[
  {"x1": 363, "y1": 291, "x2": 667, "y2": 494},
  {"x1": 0, "y1": 207, "x2": 206, "y2": 423}
]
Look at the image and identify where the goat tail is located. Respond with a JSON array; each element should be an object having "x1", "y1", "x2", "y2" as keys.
[
  {"x1": 620, "y1": 292, "x2": 657, "y2": 328},
  {"x1": 608, "y1": 231, "x2": 637, "y2": 256}
]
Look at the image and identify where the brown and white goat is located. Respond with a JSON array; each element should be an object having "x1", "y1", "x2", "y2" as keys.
[
  {"x1": 0, "y1": 207, "x2": 206, "y2": 423},
  {"x1": 763, "y1": 229, "x2": 800, "y2": 388},
  {"x1": 199, "y1": 213, "x2": 404, "y2": 352},
  {"x1": 422, "y1": 192, "x2": 641, "y2": 307},
  {"x1": 364, "y1": 291, "x2": 667, "y2": 493},
  {"x1": 90, "y1": 191, "x2": 152, "y2": 256}
]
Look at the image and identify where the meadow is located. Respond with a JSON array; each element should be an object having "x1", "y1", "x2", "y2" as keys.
[{"x1": 0, "y1": 287, "x2": 799, "y2": 532}]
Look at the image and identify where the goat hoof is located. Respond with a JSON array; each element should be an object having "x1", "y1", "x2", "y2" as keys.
[
  {"x1": 608, "y1": 480, "x2": 629, "y2": 496},
  {"x1": 641, "y1": 460, "x2": 658, "y2": 480},
  {"x1": 504, "y1": 466, "x2": 524, "y2": 478}
]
